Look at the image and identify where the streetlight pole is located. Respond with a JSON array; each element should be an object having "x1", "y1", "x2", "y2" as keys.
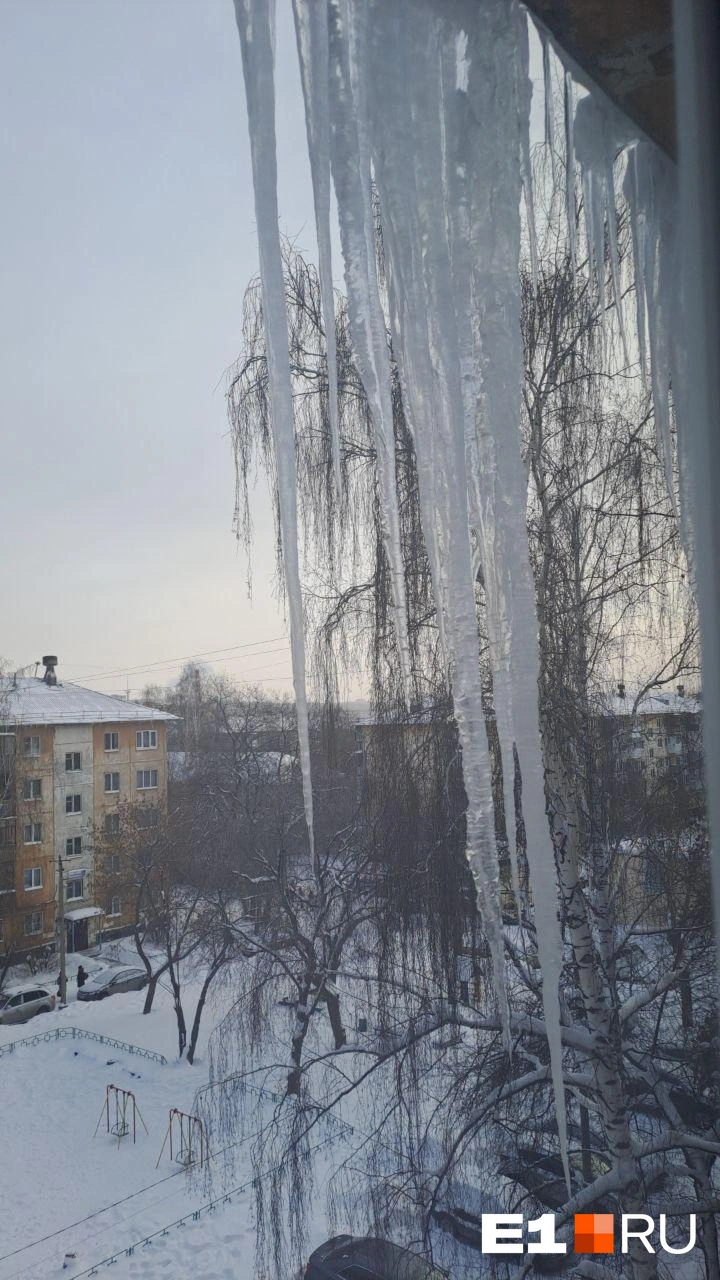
[{"x1": 57, "y1": 854, "x2": 67, "y2": 1005}]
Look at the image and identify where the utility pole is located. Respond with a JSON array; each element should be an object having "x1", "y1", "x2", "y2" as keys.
[{"x1": 57, "y1": 855, "x2": 67, "y2": 1005}]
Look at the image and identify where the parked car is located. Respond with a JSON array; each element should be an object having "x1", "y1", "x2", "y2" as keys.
[
  {"x1": 305, "y1": 1236, "x2": 448, "y2": 1280},
  {"x1": 77, "y1": 967, "x2": 148, "y2": 1001},
  {"x1": 0, "y1": 986, "x2": 56, "y2": 1025}
]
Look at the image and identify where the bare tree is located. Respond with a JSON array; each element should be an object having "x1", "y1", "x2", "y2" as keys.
[{"x1": 216, "y1": 231, "x2": 713, "y2": 1279}]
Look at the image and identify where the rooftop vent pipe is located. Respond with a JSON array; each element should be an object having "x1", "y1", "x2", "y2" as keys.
[{"x1": 42, "y1": 655, "x2": 58, "y2": 687}]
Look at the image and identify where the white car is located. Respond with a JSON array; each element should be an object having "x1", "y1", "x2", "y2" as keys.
[{"x1": 0, "y1": 986, "x2": 56, "y2": 1024}]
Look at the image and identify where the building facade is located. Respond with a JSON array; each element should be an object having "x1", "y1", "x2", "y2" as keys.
[{"x1": 0, "y1": 659, "x2": 176, "y2": 959}]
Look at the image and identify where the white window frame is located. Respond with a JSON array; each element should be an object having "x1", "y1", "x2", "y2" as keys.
[
  {"x1": 65, "y1": 874, "x2": 85, "y2": 901},
  {"x1": 104, "y1": 812, "x2": 120, "y2": 835},
  {"x1": 136, "y1": 769, "x2": 158, "y2": 790},
  {"x1": 65, "y1": 751, "x2": 82, "y2": 772},
  {"x1": 24, "y1": 911, "x2": 43, "y2": 936},
  {"x1": 104, "y1": 731, "x2": 119, "y2": 752},
  {"x1": 65, "y1": 793, "x2": 82, "y2": 814},
  {"x1": 106, "y1": 853, "x2": 121, "y2": 873},
  {"x1": 65, "y1": 835, "x2": 82, "y2": 857},
  {"x1": 22, "y1": 778, "x2": 41, "y2": 800},
  {"x1": 136, "y1": 729, "x2": 157, "y2": 750},
  {"x1": 23, "y1": 866, "x2": 43, "y2": 891},
  {"x1": 23, "y1": 736, "x2": 40, "y2": 757},
  {"x1": 23, "y1": 822, "x2": 42, "y2": 845},
  {"x1": 107, "y1": 896, "x2": 121, "y2": 918},
  {"x1": 104, "y1": 772, "x2": 120, "y2": 793}
]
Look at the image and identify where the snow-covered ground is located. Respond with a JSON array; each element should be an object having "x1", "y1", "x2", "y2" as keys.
[{"x1": 0, "y1": 953, "x2": 342, "y2": 1280}]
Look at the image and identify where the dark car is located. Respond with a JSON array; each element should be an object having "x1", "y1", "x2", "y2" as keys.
[
  {"x1": 305, "y1": 1236, "x2": 448, "y2": 1280},
  {"x1": 76, "y1": 967, "x2": 148, "y2": 1001}
]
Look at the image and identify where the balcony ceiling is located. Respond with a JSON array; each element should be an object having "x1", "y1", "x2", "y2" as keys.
[{"x1": 523, "y1": 0, "x2": 675, "y2": 158}]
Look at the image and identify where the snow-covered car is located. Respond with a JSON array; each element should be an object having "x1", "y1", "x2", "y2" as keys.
[
  {"x1": 76, "y1": 967, "x2": 148, "y2": 1001},
  {"x1": 0, "y1": 986, "x2": 56, "y2": 1024},
  {"x1": 304, "y1": 1236, "x2": 448, "y2": 1280}
]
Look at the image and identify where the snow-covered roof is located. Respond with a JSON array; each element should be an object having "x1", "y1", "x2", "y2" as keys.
[
  {"x1": 605, "y1": 690, "x2": 702, "y2": 718},
  {"x1": 0, "y1": 677, "x2": 178, "y2": 726}
]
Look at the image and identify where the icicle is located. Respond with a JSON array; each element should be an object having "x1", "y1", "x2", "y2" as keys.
[
  {"x1": 291, "y1": 0, "x2": 342, "y2": 499},
  {"x1": 514, "y1": 3, "x2": 538, "y2": 292},
  {"x1": 605, "y1": 156, "x2": 631, "y2": 369},
  {"x1": 467, "y1": 4, "x2": 569, "y2": 1181},
  {"x1": 563, "y1": 71, "x2": 576, "y2": 274},
  {"x1": 326, "y1": 0, "x2": 413, "y2": 701},
  {"x1": 591, "y1": 172, "x2": 608, "y2": 365},
  {"x1": 573, "y1": 89, "x2": 634, "y2": 374},
  {"x1": 582, "y1": 168, "x2": 594, "y2": 287},
  {"x1": 233, "y1": 0, "x2": 315, "y2": 862},
  {"x1": 364, "y1": 2, "x2": 512, "y2": 1038},
  {"x1": 627, "y1": 143, "x2": 680, "y2": 527},
  {"x1": 542, "y1": 33, "x2": 555, "y2": 154},
  {"x1": 626, "y1": 147, "x2": 649, "y2": 389},
  {"x1": 238, "y1": 0, "x2": 574, "y2": 1189}
]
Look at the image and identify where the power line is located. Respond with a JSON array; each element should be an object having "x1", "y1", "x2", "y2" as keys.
[
  {"x1": 65, "y1": 635, "x2": 288, "y2": 684},
  {"x1": 85, "y1": 648, "x2": 292, "y2": 686}
]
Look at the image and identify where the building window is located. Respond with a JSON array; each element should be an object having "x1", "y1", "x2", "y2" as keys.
[
  {"x1": 65, "y1": 751, "x2": 82, "y2": 771},
  {"x1": 104, "y1": 812, "x2": 120, "y2": 835},
  {"x1": 22, "y1": 778, "x2": 42, "y2": 800},
  {"x1": 23, "y1": 822, "x2": 42, "y2": 844},
  {"x1": 107, "y1": 896, "x2": 121, "y2": 917},
  {"x1": 137, "y1": 808, "x2": 159, "y2": 829},
  {"x1": 23, "y1": 736, "x2": 40, "y2": 757},
  {"x1": 104, "y1": 732, "x2": 119, "y2": 752},
  {"x1": 137, "y1": 769, "x2": 158, "y2": 790},
  {"x1": 23, "y1": 866, "x2": 43, "y2": 891},
  {"x1": 104, "y1": 772, "x2": 120, "y2": 793},
  {"x1": 66, "y1": 836, "x2": 82, "y2": 857},
  {"x1": 0, "y1": 918, "x2": 3, "y2": 942},
  {"x1": 66, "y1": 874, "x2": 85, "y2": 901},
  {"x1": 65, "y1": 793, "x2": 82, "y2": 814},
  {"x1": 136, "y1": 729, "x2": 157, "y2": 750},
  {"x1": 106, "y1": 853, "x2": 121, "y2": 873},
  {"x1": 24, "y1": 911, "x2": 43, "y2": 936}
]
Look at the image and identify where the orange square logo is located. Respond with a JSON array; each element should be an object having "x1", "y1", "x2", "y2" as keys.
[{"x1": 574, "y1": 1213, "x2": 614, "y2": 1253}]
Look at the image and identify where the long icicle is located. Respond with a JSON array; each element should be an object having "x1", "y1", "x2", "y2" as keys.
[
  {"x1": 291, "y1": 0, "x2": 342, "y2": 499},
  {"x1": 234, "y1": 0, "x2": 315, "y2": 864},
  {"x1": 326, "y1": 0, "x2": 413, "y2": 701}
]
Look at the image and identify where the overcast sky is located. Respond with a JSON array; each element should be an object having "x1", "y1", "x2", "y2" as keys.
[
  {"x1": 1, "y1": 2, "x2": 546, "y2": 703},
  {"x1": 0, "y1": 0, "x2": 321, "y2": 697}
]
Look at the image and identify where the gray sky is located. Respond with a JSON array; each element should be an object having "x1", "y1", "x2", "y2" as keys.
[{"x1": 0, "y1": 0, "x2": 319, "y2": 696}]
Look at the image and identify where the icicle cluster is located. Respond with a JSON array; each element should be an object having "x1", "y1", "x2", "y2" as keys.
[
  {"x1": 556, "y1": 44, "x2": 690, "y2": 575},
  {"x1": 234, "y1": 0, "x2": 685, "y2": 1189}
]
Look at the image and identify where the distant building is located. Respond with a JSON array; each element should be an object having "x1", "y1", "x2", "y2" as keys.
[
  {"x1": 602, "y1": 683, "x2": 703, "y2": 796},
  {"x1": 0, "y1": 657, "x2": 177, "y2": 960}
]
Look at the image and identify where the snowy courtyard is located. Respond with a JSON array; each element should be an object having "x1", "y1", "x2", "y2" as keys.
[{"x1": 0, "y1": 967, "x2": 340, "y2": 1280}]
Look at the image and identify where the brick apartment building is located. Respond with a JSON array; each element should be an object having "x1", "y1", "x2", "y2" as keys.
[{"x1": 0, "y1": 657, "x2": 176, "y2": 959}]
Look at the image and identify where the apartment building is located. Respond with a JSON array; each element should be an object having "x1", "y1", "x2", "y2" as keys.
[{"x1": 0, "y1": 657, "x2": 176, "y2": 959}]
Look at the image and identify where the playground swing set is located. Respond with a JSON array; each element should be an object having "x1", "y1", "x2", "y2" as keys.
[
  {"x1": 94, "y1": 1084, "x2": 148, "y2": 1146},
  {"x1": 156, "y1": 1108, "x2": 208, "y2": 1169},
  {"x1": 93, "y1": 1085, "x2": 208, "y2": 1171}
]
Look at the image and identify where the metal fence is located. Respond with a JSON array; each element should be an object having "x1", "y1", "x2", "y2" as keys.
[{"x1": 0, "y1": 1025, "x2": 167, "y2": 1064}]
